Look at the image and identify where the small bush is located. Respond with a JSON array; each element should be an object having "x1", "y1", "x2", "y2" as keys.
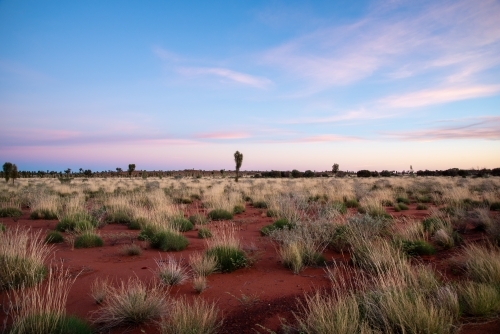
[
  {"x1": 170, "y1": 216, "x2": 193, "y2": 232},
  {"x1": 332, "y1": 201, "x2": 347, "y2": 214},
  {"x1": 266, "y1": 209, "x2": 278, "y2": 217},
  {"x1": 233, "y1": 205, "x2": 245, "y2": 214},
  {"x1": 74, "y1": 232, "x2": 103, "y2": 249},
  {"x1": 160, "y1": 297, "x2": 221, "y2": 334},
  {"x1": 138, "y1": 224, "x2": 157, "y2": 241},
  {"x1": 433, "y1": 229, "x2": 454, "y2": 249},
  {"x1": 416, "y1": 203, "x2": 428, "y2": 210},
  {"x1": 459, "y1": 282, "x2": 500, "y2": 317},
  {"x1": 401, "y1": 240, "x2": 436, "y2": 256},
  {"x1": 150, "y1": 230, "x2": 189, "y2": 251},
  {"x1": 490, "y1": 202, "x2": 500, "y2": 211},
  {"x1": 462, "y1": 244, "x2": 500, "y2": 284},
  {"x1": 205, "y1": 246, "x2": 246, "y2": 273},
  {"x1": 56, "y1": 212, "x2": 96, "y2": 232},
  {"x1": 0, "y1": 207, "x2": 22, "y2": 218},
  {"x1": 121, "y1": 243, "x2": 142, "y2": 256},
  {"x1": 198, "y1": 227, "x2": 212, "y2": 239},
  {"x1": 252, "y1": 201, "x2": 268, "y2": 209},
  {"x1": 344, "y1": 199, "x2": 359, "y2": 208},
  {"x1": 45, "y1": 231, "x2": 64, "y2": 244},
  {"x1": 422, "y1": 217, "x2": 441, "y2": 234},
  {"x1": 396, "y1": 196, "x2": 410, "y2": 205},
  {"x1": 106, "y1": 210, "x2": 133, "y2": 224},
  {"x1": 127, "y1": 217, "x2": 144, "y2": 230},
  {"x1": 0, "y1": 223, "x2": 4, "y2": 232},
  {"x1": 30, "y1": 209, "x2": 58, "y2": 220},
  {"x1": 207, "y1": 209, "x2": 233, "y2": 221},
  {"x1": 396, "y1": 203, "x2": 409, "y2": 210},
  {"x1": 189, "y1": 214, "x2": 208, "y2": 225},
  {"x1": 260, "y1": 218, "x2": 293, "y2": 236},
  {"x1": 192, "y1": 276, "x2": 208, "y2": 294}
]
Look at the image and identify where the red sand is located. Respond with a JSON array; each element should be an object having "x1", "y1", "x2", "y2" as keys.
[{"x1": 1, "y1": 203, "x2": 499, "y2": 333}]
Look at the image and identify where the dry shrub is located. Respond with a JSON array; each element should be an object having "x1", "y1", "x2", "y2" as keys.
[
  {"x1": 461, "y1": 243, "x2": 500, "y2": 285},
  {"x1": 155, "y1": 256, "x2": 189, "y2": 286},
  {"x1": 160, "y1": 297, "x2": 221, "y2": 334},
  {"x1": 189, "y1": 252, "x2": 218, "y2": 277}
]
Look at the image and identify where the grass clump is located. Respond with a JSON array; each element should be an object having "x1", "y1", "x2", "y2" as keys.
[
  {"x1": 192, "y1": 276, "x2": 208, "y2": 293},
  {"x1": 150, "y1": 229, "x2": 189, "y2": 252},
  {"x1": 461, "y1": 244, "x2": 500, "y2": 284},
  {"x1": 205, "y1": 223, "x2": 246, "y2": 273},
  {"x1": 74, "y1": 232, "x2": 104, "y2": 249},
  {"x1": 396, "y1": 196, "x2": 410, "y2": 205},
  {"x1": 30, "y1": 209, "x2": 58, "y2": 220},
  {"x1": 120, "y1": 243, "x2": 142, "y2": 256},
  {"x1": 90, "y1": 277, "x2": 110, "y2": 305},
  {"x1": 252, "y1": 201, "x2": 268, "y2": 208},
  {"x1": 160, "y1": 297, "x2": 222, "y2": 334},
  {"x1": 155, "y1": 256, "x2": 189, "y2": 286},
  {"x1": 416, "y1": 203, "x2": 428, "y2": 210},
  {"x1": 170, "y1": 216, "x2": 194, "y2": 232},
  {"x1": 0, "y1": 207, "x2": 22, "y2": 218},
  {"x1": 459, "y1": 281, "x2": 500, "y2": 317},
  {"x1": 233, "y1": 204, "x2": 245, "y2": 214},
  {"x1": 56, "y1": 212, "x2": 96, "y2": 232},
  {"x1": 198, "y1": 227, "x2": 212, "y2": 239},
  {"x1": 207, "y1": 209, "x2": 233, "y2": 221},
  {"x1": 190, "y1": 252, "x2": 218, "y2": 277},
  {"x1": 260, "y1": 218, "x2": 294, "y2": 236},
  {"x1": 92, "y1": 277, "x2": 167, "y2": 330},
  {"x1": 433, "y1": 229, "x2": 455, "y2": 249},
  {"x1": 490, "y1": 202, "x2": 500, "y2": 211},
  {"x1": 189, "y1": 214, "x2": 208, "y2": 225},
  {"x1": 45, "y1": 230, "x2": 64, "y2": 244},
  {"x1": 344, "y1": 199, "x2": 359, "y2": 208},
  {"x1": 8, "y1": 267, "x2": 84, "y2": 334},
  {"x1": 0, "y1": 227, "x2": 51, "y2": 290},
  {"x1": 331, "y1": 201, "x2": 347, "y2": 214},
  {"x1": 401, "y1": 240, "x2": 436, "y2": 256},
  {"x1": 395, "y1": 202, "x2": 409, "y2": 211}
]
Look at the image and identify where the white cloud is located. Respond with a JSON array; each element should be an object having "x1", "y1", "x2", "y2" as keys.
[{"x1": 178, "y1": 67, "x2": 272, "y2": 89}]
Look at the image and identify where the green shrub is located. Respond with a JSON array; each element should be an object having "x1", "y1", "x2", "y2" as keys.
[
  {"x1": 138, "y1": 224, "x2": 157, "y2": 241},
  {"x1": 54, "y1": 315, "x2": 93, "y2": 334},
  {"x1": 30, "y1": 209, "x2": 58, "y2": 220},
  {"x1": 416, "y1": 203, "x2": 428, "y2": 210},
  {"x1": 170, "y1": 216, "x2": 193, "y2": 232},
  {"x1": 260, "y1": 218, "x2": 293, "y2": 236},
  {"x1": 459, "y1": 282, "x2": 500, "y2": 317},
  {"x1": 11, "y1": 313, "x2": 93, "y2": 334},
  {"x1": 45, "y1": 231, "x2": 64, "y2": 244},
  {"x1": 490, "y1": 202, "x2": 500, "y2": 211},
  {"x1": 329, "y1": 225, "x2": 349, "y2": 251},
  {"x1": 381, "y1": 199, "x2": 393, "y2": 207},
  {"x1": 233, "y1": 205, "x2": 245, "y2": 214},
  {"x1": 344, "y1": 199, "x2": 359, "y2": 208},
  {"x1": 198, "y1": 228, "x2": 212, "y2": 239},
  {"x1": 56, "y1": 212, "x2": 96, "y2": 232},
  {"x1": 150, "y1": 230, "x2": 189, "y2": 251},
  {"x1": 205, "y1": 246, "x2": 246, "y2": 272},
  {"x1": 74, "y1": 233, "x2": 103, "y2": 248},
  {"x1": 107, "y1": 210, "x2": 133, "y2": 224},
  {"x1": 207, "y1": 209, "x2": 233, "y2": 221},
  {"x1": 396, "y1": 196, "x2": 410, "y2": 205},
  {"x1": 422, "y1": 217, "x2": 441, "y2": 234},
  {"x1": 332, "y1": 201, "x2": 347, "y2": 214},
  {"x1": 0, "y1": 207, "x2": 22, "y2": 218},
  {"x1": 393, "y1": 205, "x2": 401, "y2": 212},
  {"x1": 0, "y1": 223, "x2": 5, "y2": 232},
  {"x1": 417, "y1": 194, "x2": 432, "y2": 203},
  {"x1": 0, "y1": 255, "x2": 47, "y2": 290},
  {"x1": 189, "y1": 214, "x2": 208, "y2": 225},
  {"x1": 396, "y1": 203, "x2": 409, "y2": 210},
  {"x1": 401, "y1": 240, "x2": 436, "y2": 256},
  {"x1": 266, "y1": 209, "x2": 278, "y2": 217},
  {"x1": 252, "y1": 201, "x2": 267, "y2": 209},
  {"x1": 128, "y1": 217, "x2": 146, "y2": 230}
]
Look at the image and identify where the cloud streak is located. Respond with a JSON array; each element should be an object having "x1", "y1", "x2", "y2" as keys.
[
  {"x1": 383, "y1": 116, "x2": 500, "y2": 141},
  {"x1": 178, "y1": 67, "x2": 272, "y2": 89}
]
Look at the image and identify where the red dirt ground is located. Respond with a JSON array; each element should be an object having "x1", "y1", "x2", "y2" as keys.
[{"x1": 1, "y1": 203, "x2": 499, "y2": 333}]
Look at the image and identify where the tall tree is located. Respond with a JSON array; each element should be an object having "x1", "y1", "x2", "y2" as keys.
[
  {"x1": 128, "y1": 164, "x2": 136, "y2": 177},
  {"x1": 11, "y1": 164, "x2": 18, "y2": 184},
  {"x1": 2, "y1": 162, "x2": 12, "y2": 183},
  {"x1": 234, "y1": 151, "x2": 243, "y2": 182},
  {"x1": 332, "y1": 163, "x2": 339, "y2": 175}
]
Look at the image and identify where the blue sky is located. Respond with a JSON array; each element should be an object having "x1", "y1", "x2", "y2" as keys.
[{"x1": 1, "y1": 0, "x2": 499, "y2": 172}]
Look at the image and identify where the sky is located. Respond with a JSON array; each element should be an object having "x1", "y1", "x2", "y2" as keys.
[{"x1": 1, "y1": 0, "x2": 499, "y2": 173}]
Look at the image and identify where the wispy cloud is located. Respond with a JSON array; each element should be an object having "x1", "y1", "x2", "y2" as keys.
[
  {"x1": 284, "y1": 108, "x2": 397, "y2": 124},
  {"x1": 194, "y1": 131, "x2": 251, "y2": 140},
  {"x1": 178, "y1": 67, "x2": 272, "y2": 89},
  {"x1": 298, "y1": 134, "x2": 363, "y2": 143},
  {"x1": 383, "y1": 116, "x2": 500, "y2": 141},
  {"x1": 380, "y1": 84, "x2": 500, "y2": 108},
  {"x1": 262, "y1": 0, "x2": 500, "y2": 98}
]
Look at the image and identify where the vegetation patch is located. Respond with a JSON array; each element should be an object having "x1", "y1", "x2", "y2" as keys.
[
  {"x1": 30, "y1": 209, "x2": 58, "y2": 220},
  {"x1": 150, "y1": 229, "x2": 189, "y2": 251},
  {"x1": 207, "y1": 209, "x2": 233, "y2": 221},
  {"x1": 74, "y1": 232, "x2": 104, "y2": 248},
  {"x1": 0, "y1": 207, "x2": 22, "y2": 218}
]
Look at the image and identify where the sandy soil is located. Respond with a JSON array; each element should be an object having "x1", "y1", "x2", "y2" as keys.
[{"x1": 1, "y1": 203, "x2": 499, "y2": 334}]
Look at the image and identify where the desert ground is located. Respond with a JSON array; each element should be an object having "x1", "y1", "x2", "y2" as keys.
[{"x1": 1, "y1": 175, "x2": 500, "y2": 333}]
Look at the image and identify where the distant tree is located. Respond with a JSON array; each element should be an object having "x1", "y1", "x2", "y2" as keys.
[
  {"x1": 357, "y1": 170, "x2": 371, "y2": 178},
  {"x1": 128, "y1": 164, "x2": 136, "y2": 177},
  {"x1": 11, "y1": 164, "x2": 18, "y2": 184},
  {"x1": 64, "y1": 168, "x2": 71, "y2": 177},
  {"x1": 291, "y1": 169, "x2": 302, "y2": 178},
  {"x1": 234, "y1": 151, "x2": 243, "y2": 182},
  {"x1": 332, "y1": 163, "x2": 339, "y2": 174},
  {"x1": 83, "y1": 169, "x2": 92, "y2": 177},
  {"x1": 3, "y1": 162, "x2": 13, "y2": 183},
  {"x1": 304, "y1": 170, "x2": 315, "y2": 178},
  {"x1": 220, "y1": 169, "x2": 224, "y2": 176},
  {"x1": 380, "y1": 170, "x2": 392, "y2": 177}
]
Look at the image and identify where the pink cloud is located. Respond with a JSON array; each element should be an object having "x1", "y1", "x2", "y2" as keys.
[
  {"x1": 195, "y1": 131, "x2": 251, "y2": 140},
  {"x1": 178, "y1": 67, "x2": 272, "y2": 89},
  {"x1": 298, "y1": 134, "x2": 363, "y2": 142}
]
